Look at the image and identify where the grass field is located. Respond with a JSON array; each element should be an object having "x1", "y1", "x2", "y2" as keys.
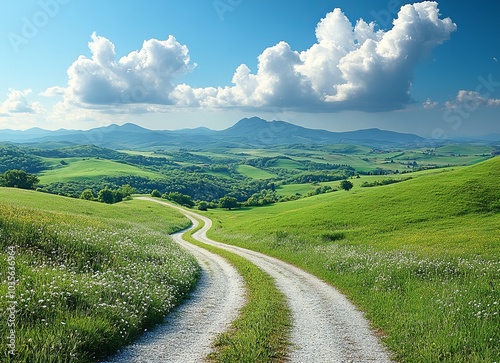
[
  {"x1": 2, "y1": 142, "x2": 498, "y2": 362},
  {"x1": 38, "y1": 158, "x2": 159, "y2": 184},
  {"x1": 275, "y1": 167, "x2": 461, "y2": 197},
  {"x1": 435, "y1": 144, "x2": 493, "y2": 155},
  {"x1": 235, "y1": 165, "x2": 277, "y2": 180},
  {"x1": 207, "y1": 157, "x2": 500, "y2": 362},
  {"x1": 228, "y1": 145, "x2": 493, "y2": 174},
  {"x1": 0, "y1": 190, "x2": 198, "y2": 363}
]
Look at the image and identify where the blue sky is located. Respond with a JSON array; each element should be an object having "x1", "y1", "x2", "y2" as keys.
[{"x1": 0, "y1": 0, "x2": 499, "y2": 139}]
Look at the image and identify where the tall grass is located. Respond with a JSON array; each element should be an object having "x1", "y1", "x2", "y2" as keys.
[
  {"x1": 0, "y1": 193, "x2": 199, "y2": 363},
  {"x1": 208, "y1": 158, "x2": 500, "y2": 362}
]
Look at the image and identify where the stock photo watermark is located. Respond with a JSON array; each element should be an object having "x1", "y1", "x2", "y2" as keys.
[
  {"x1": 7, "y1": 0, "x2": 71, "y2": 54},
  {"x1": 6, "y1": 245, "x2": 17, "y2": 357},
  {"x1": 433, "y1": 74, "x2": 500, "y2": 140},
  {"x1": 370, "y1": 0, "x2": 402, "y2": 28},
  {"x1": 213, "y1": 0, "x2": 243, "y2": 21}
]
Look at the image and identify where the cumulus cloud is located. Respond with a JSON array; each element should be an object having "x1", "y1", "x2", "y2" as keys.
[
  {"x1": 48, "y1": 1, "x2": 456, "y2": 113},
  {"x1": 446, "y1": 90, "x2": 500, "y2": 109},
  {"x1": 54, "y1": 32, "x2": 195, "y2": 106},
  {"x1": 174, "y1": 1, "x2": 456, "y2": 111},
  {"x1": 0, "y1": 88, "x2": 35, "y2": 114},
  {"x1": 172, "y1": 41, "x2": 320, "y2": 109}
]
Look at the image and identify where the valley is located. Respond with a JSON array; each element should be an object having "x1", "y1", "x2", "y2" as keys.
[
  {"x1": 1, "y1": 118, "x2": 496, "y2": 206},
  {"x1": 0, "y1": 118, "x2": 499, "y2": 362}
]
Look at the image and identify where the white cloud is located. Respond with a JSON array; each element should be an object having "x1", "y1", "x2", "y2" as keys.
[
  {"x1": 0, "y1": 88, "x2": 35, "y2": 114},
  {"x1": 47, "y1": 1, "x2": 456, "y2": 113},
  {"x1": 320, "y1": 1, "x2": 456, "y2": 110},
  {"x1": 40, "y1": 86, "x2": 65, "y2": 97},
  {"x1": 51, "y1": 32, "x2": 195, "y2": 106},
  {"x1": 423, "y1": 98, "x2": 439, "y2": 109},
  {"x1": 446, "y1": 90, "x2": 500, "y2": 109},
  {"x1": 174, "y1": 1, "x2": 456, "y2": 112}
]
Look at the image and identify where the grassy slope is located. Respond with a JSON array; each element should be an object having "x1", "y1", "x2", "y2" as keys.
[
  {"x1": 235, "y1": 165, "x2": 277, "y2": 179},
  {"x1": 38, "y1": 158, "x2": 158, "y2": 184},
  {"x1": 208, "y1": 157, "x2": 500, "y2": 362},
  {"x1": 275, "y1": 167, "x2": 461, "y2": 197},
  {"x1": 0, "y1": 189, "x2": 188, "y2": 234},
  {"x1": 436, "y1": 144, "x2": 493, "y2": 155},
  {"x1": 0, "y1": 190, "x2": 196, "y2": 363}
]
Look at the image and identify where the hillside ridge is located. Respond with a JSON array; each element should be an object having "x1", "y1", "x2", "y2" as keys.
[{"x1": 0, "y1": 117, "x2": 428, "y2": 149}]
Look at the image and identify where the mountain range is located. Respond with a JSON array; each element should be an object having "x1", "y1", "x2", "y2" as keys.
[{"x1": 0, "y1": 117, "x2": 493, "y2": 149}]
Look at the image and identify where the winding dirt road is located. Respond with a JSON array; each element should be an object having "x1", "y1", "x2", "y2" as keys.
[
  {"x1": 100, "y1": 203, "x2": 246, "y2": 363},
  {"x1": 141, "y1": 197, "x2": 393, "y2": 363}
]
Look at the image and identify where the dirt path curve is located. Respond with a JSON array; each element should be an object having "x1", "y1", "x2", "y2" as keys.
[
  {"x1": 141, "y1": 198, "x2": 393, "y2": 363},
  {"x1": 100, "y1": 200, "x2": 245, "y2": 363}
]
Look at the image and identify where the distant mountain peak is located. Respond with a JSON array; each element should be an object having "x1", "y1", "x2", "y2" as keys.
[
  {"x1": 0, "y1": 118, "x2": 430, "y2": 148},
  {"x1": 224, "y1": 117, "x2": 271, "y2": 134},
  {"x1": 242, "y1": 116, "x2": 268, "y2": 122},
  {"x1": 232, "y1": 116, "x2": 269, "y2": 127},
  {"x1": 102, "y1": 123, "x2": 151, "y2": 134}
]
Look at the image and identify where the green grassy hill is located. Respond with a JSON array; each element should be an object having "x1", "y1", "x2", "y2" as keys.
[
  {"x1": 436, "y1": 144, "x2": 493, "y2": 155},
  {"x1": 38, "y1": 158, "x2": 159, "y2": 184},
  {"x1": 209, "y1": 157, "x2": 500, "y2": 362},
  {"x1": 0, "y1": 190, "x2": 197, "y2": 363},
  {"x1": 235, "y1": 165, "x2": 277, "y2": 179}
]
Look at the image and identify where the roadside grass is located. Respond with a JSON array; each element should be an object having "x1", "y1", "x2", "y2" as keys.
[
  {"x1": 0, "y1": 189, "x2": 198, "y2": 363},
  {"x1": 207, "y1": 157, "x2": 500, "y2": 363},
  {"x1": 38, "y1": 158, "x2": 158, "y2": 184},
  {"x1": 0, "y1": 189, "x2": 189, "y2": 234},
  {"x1": 183, "y1": 217, "x2": 291, "y2": 362}
]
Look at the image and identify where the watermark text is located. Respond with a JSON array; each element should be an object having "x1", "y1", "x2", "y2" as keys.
[
  {"x1": 7, "y1": 0, "x2": 71, "y2": 53},
  {"x1": 6, "y1": 245, "x2": 17, "y2": 356}
]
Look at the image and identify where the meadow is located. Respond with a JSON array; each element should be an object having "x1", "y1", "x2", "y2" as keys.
[
  {"x1": 1, "y1": 141, "x2": 498, "y2": 362},
  {"x1": 0, "y1": 190, "x2": 198, "y2": 363},
  {"x1": 38, "y1": 158, "x2": 159, "y2": 184},
  {"x1": 207, "y1": 157, "x2": 500, "y2": 362},
  {"x1": 2, "y1": 140, "x2": 491, "y2": 204},
  {"x1": 235, "y1": 165, "x2": 278, "y2": 180}
]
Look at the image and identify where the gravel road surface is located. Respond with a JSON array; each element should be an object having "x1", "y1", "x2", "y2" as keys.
[
  {"x1": 100, "y1": 203, "x2": 245, "y2": 363},
  {"x1": 107, "y1": 197, "x2": 393, "y2": 362},
  {"x1": 173, "y1": 201, "x2": 393, "y2": 363}
]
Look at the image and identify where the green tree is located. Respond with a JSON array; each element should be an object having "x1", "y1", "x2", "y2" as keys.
[
  {"x1": 117, "y1": 184, "x2": 136, "y2": 199},
  {"x1": 151, "y1": 189, "x2": 162, "y2": 198},
  {"x1": 219, "y1": 196, "x2": 239, "y2": 210},
  {"x1": 80, "y1": 189, "x2": 95, "y2": 201},
  {"x1": 165, "y1": 192, "x2": 194, "y2": 208},
  {"x1": 246, "y1": 190, "x2": 277, "y2": 206},
  {"x1": 339, "y1": 180, "x2": 354, "y2": 191},
  {"x1": 112, "y1": 190, "x2": 123, "y2": 203},
  {"x1": 198, "y1": 201, "x2": 209, "y2": 211},
  {"x1": 0, "y1": 169, "x2": 39, "y2": 190},
  {"x1": 98, "y1": 188, "x2": 115, "y2": 204}
]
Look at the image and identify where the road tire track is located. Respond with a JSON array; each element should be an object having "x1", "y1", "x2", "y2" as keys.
[
  {"x1": 143, "y1": 198, "x2": 393, "y2": 363},
  {"x1": 100, "y1": 201, "x2": 245, "y2": 363}
]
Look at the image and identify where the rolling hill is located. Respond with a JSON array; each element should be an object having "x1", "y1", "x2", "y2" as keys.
[
  {"x1": 0, "y1": 190, "x2": 197, "y2": 362},
  {"x1": 208, "y1": 156, "x2": 500, "y2": 362},
  {"x1": 0, "y1": 117, "x2": 429, "y2": 149}
]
